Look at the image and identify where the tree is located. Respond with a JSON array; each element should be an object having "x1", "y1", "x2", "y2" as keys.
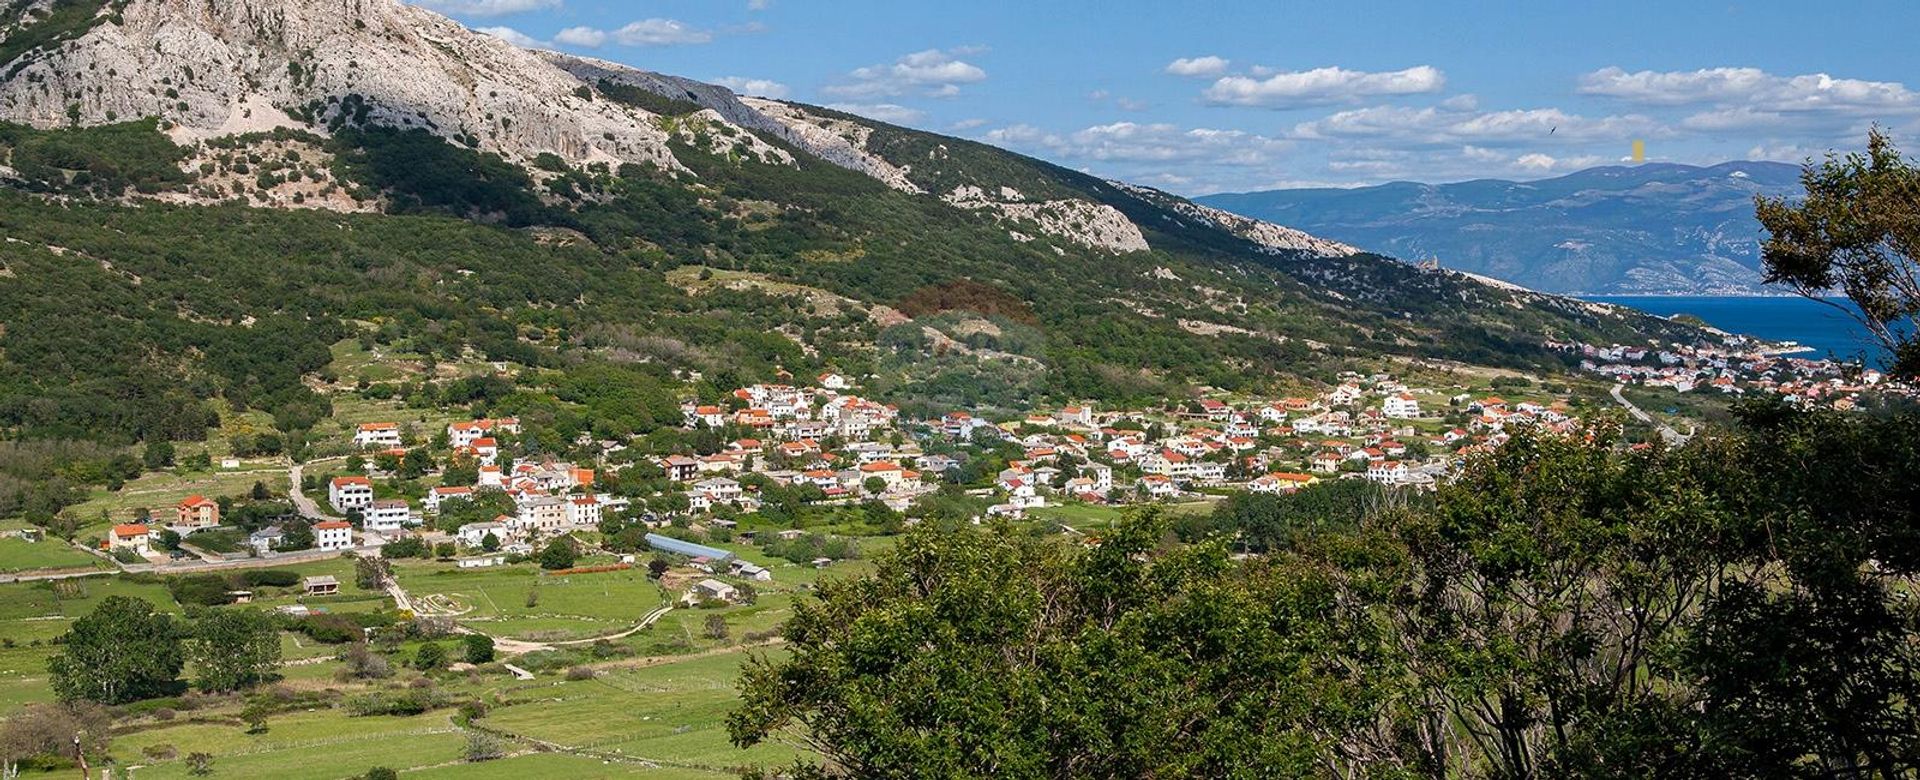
[
  {"x1": 355, "y1": 555, "x2": 391, "y2": 590},
  {"x1": 189, "y1": 608, "x2": 282, "y2": 693},
  {"x1": 539, "y1": 537, "x2": 576, "y2": 570},
  {"x1": 142, "y1": 440, "x2": 175, "y2": 470},
  {"x1": 862, "y1": 476, "x2": 887, "y2": 496},
  {"x1": 187, "y1": 751, "x2": 214, "y2": 775},
  {"x1": 49, "y1": 596, "x2": 183, "y2": 704},
  {"x1": 363, "y1": 768, "x2": 399, "y2": 780},
  {"x1": 1756, "y1": 128, "x2": 1920, "y2": 376},
  {"x1": 480, "y1": 531, "x2": 500, "y2": 552},
  {"x1": 413, "y1": 641, "x2": 447, "y2": 671},
  {"x1": 703, "y1": 613, "x2": 729, "y2": 641},
  {"x1": 463, "y1": 634, "x2": 496, "y2": 664},
  {"x1": 729, "y1": 512, "x2": 1378, "y2": 777},
  {"x1": 647, "y1": 556, "x2": 670, "y2": 579},
  {"x1": 0, "y1": 702, "x2": 111, "y2": 775}
]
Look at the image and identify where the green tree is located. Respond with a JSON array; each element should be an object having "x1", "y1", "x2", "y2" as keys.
[
  {"x1": 142, "y1": 440, "x2": 175, "y2": 470},
  {"x1": 188, "y1": 608, "x2": 282, "y2": 693},
  {"x1": 480, "y1": 531, "x2": 500, "y2": 552},
  {"x1": 729, "y1": 511, "x2": 1379, "y2": 777},
  {"x1": 49, "y1": 596, "x2": 183, "y2": 704},
  {"x1": 1756, "y1": 128, "x2": 1920, "y2": 376},
  {"x1": 538, "y1": 537, "x2": 576, "y2": 570},
  {"x1": 462, "y1": 634, "x2": 495, "y2": 664},
  {"x1": 413, "y1": 642, "x2": 447, "y2": 671}
]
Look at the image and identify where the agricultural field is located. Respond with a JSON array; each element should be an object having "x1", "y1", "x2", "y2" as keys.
[
  {"x1": 0, "y1": 534, "x2": 107, "y2": 574},
  {"x1": 392, "y1": 562, "x2": 673, "y2": 642},
  {"x1": 62, "y1": 467, "x2": 288, "y2": 535}
]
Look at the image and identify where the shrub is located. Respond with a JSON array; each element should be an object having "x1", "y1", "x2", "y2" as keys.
[
  {"x1": 464, "y1": 731, "x2": 505, "y2": 762},
  {"x1": 565, "y1": 666, "x2": 596, "y2": 681}
]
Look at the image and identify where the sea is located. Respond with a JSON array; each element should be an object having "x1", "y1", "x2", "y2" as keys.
[{"x1": 1583, "y1": 295, "x2": 1891, "y2": 366}]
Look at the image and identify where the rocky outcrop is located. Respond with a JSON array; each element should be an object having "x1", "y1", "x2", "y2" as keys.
[
  {"x1": 0, "y1": 0, "x2": 699, "y2": 170},
  {"x1": 1112, "y1": 181, "x2": 1357, "y2": 258},
  {"x1": 944, "y1": 185, "x2": 1149, "y2": 254}
]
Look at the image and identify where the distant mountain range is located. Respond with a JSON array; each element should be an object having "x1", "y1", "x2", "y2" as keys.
[{"x1": 1197, "y1": 162, "x2": 1806, "y2": 295}]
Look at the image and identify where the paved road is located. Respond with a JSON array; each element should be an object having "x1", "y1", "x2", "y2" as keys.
[
  {"x1": 287, "y1": 461, "x2": 327, "y2": 520},
  {"x1": 1611, "y1": 384, "x2": 1691, "y2": 446}
]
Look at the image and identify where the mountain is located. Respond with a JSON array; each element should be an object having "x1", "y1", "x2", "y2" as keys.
[
  {"x1": 1197, "y1": 162, "x2": 1806, "y2": 295},
  {"x1": 0, "y1": 0, "x2": 1712, "y2": 444}
]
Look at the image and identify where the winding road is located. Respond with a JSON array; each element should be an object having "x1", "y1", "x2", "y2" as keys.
[{"x1": 1610, "y1": 383, "x2": 1692, "y2": 446}]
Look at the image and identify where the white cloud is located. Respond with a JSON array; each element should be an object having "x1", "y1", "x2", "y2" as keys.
[
  {"x1": 824, "y1": 103, "x2": 925, "y2": 124},
  {"x1": 713, "y1": 76, "x2": 790, "y2": 99},
  {"x1": 411, "y1": 0, "x2": 558, "y2": 16},
  {"x1": 613, "y1": 18, "x2": 712, "y2": 46},
  {"x1": 1165, "y1": 56, "x2": 1230, "y2": 78},
  {"x1": 951, "y1": 118, "x2": 988, "y2": 130},
  {"x1": 1579, "y1": 66, "x2": 1918, "y2": 111},
  {"x1": 1291, "y1": 104, "x2": 1665, "y2": 145},
  {"x1": 986, "y1": 121, "x2": 1293, "y2": 165},
  {"x1": 1202, "y1": 65, "x2": 1445, "y2": 108},
  {"x1": 554, "y1": 26, "x2": 608, "y2": 47},
  {"x1": 823, "y1": 49, "x2": 987, "y2": 100},
  {"x1": 554, "y1": 18, "x2": 712, "y2": 48},
  {"x1": 475, "y1": 26, "x2": 541, "y2": 47}
]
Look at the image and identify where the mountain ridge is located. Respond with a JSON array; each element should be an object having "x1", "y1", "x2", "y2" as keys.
[
  {"x1": 1197, "y1": 160, "x2": 1805, "y2": 295},
  {"x1": 0, "y1": 0, "x2": 1723, "y2": 445}
]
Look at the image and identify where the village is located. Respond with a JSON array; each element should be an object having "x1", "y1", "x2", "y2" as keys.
[
  {"x1": 80, "y1": 364, "x2": 1617, "y2": 584},
  {"x1": 1552, "y1": 336, "x2": 1918, "y2": 408}
]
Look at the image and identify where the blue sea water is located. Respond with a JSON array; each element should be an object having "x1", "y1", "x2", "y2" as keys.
[{"x1": 1583, "y1": 296, "x2": 1891, "y2": 365}]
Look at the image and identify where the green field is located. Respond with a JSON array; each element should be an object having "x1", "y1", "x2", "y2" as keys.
[
  {"x1": 393, "y1": 562, "x2": 672, "y2": 642},
  {"x1": 63, "y1": 467, "x2": 288, "y2": 533},
  {"x1": 480, "y1": 648, "x2": 800, "y2": 775},
  {"x1": 0, "y1": 536, "x2": 109, "y2": 573}
]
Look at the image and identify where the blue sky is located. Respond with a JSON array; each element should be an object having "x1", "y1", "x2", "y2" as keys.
[{"x1": 413, "y1": 0, "x2": 1920, "y2": 194}]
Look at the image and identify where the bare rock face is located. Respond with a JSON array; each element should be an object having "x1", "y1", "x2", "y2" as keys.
[
  {"x1": 0, "y1": 0, "x2": 690, "y2": 169},
  {"x1": 1111, "y1": 182, "x2": 1358, "y2": 259},
  {"x1": 943, "y1": 185, "x2": 1150, "y2": 255}
]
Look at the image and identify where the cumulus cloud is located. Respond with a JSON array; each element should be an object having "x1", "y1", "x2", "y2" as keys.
[
  {"x1": 555, "y1": 18, "x2": 712, "y2": 48},
  {"x1": 475, "y1": 26, "x2": 541, "y2": 47},
  {"x1": 1579, "y1": 66, "x2": 1917, "y2": 110},
  {"x1": 1580, "y1": 66, "x2": 1920, "y2": 134},
  {"x1": 986, "y1": 121, "x2": 1293, "y2": 165},
  {"x1": 823, "y1": 49, "x2": 987, "y2": 100},
  {"x1": 1203, "y1": 65, "x2": 1445, "y2": 108},
  {"x1": 712, "y1": 77, "x2": 790, "y2": 99},
  {"x1": 411, "y1": 0, "x2": 559, "y2": 16},
  {"x1": 1291, "y1": 104, "x2": 1664, "y2": 145},
  {"x1": 1165, "y1": 56, "x2": 1230, "y2": 78},
  {"x1": 553, "y1": 26, "x2": 607, "y2": 47},
  {"x1": 824, "y1": 103, "x2": 925, "y2": 124}
]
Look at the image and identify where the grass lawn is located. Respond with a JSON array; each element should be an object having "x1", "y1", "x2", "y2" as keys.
[
  {"x1": 480, "y1": 647, "x2": 801, "y2": 774},
  {"x1": 394, "y1": 561, "x2": 671, "y2": 642},
  {"x1": 0, "y1": 536, "x2": 109, "y2": 573},
  {"x1": 109, "y1": 709, "x2": 470, "y2": 780},
  {"x1": 408, "y1": 752, "x2": 733, "y2": 779}
]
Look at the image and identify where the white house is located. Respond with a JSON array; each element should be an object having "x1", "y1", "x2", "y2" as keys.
[
  {"x1": 329, "y1": 476, "x2": 374, "y2": 513},
  {"x1": 1367, "y1": 461, "x2": 1410, "y2": 485},
  {"x1": 457, "y1": 521, "x2": 509, "y2": 548},
  {"x1": 362, "y1": 499, "x2": 413, "y2": 533},
  {"x1": 425, "y1": 485, "x2": 474, "y2": 514},
  {"x1": 567, "y1": 496, "x2": 603, "y2": 527},
  {"x1": 1383, "y1": 394, "x2": 1422, "y2": 419},
  {"x1": 353, "y1": 422, "x2": 402, "y2": 449},
  {"x1": 314, "y1": 520, "x2": 353, "y2": 551}
]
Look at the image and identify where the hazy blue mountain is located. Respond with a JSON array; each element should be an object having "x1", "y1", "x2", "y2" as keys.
[{"x1": 1197, "y1": 162, "x2": 1806, "y2": 294}]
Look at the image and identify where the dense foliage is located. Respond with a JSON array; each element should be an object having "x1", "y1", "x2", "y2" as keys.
[{"x1": 732, "y1": 403, "x2": 1920, "y2": 778}]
